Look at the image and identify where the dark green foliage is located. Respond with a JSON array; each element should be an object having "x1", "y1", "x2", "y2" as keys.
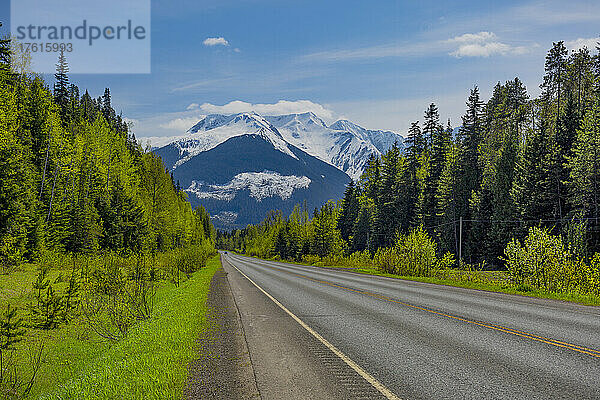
[
  {"x1": 0, "y1": 23, "x2": 10, "y2": 72},
  {"x1": 53, "y1": 50, "x2": 70, "y2": 121},
  {"x1": 337, "y1": 180, "x2": 359, "y2": 242}
]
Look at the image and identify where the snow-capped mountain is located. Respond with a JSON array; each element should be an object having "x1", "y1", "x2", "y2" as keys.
[
  {"x1": 266, "y1": 112, "x2": 384, "y2": 179},
  {"x1": 168, "y1": 113, "x2": 297, "y2": 168},
  {"x1": 152, "y1": 111, "x2": 403, "y2": 229},
  {"x1": 328, "y1": 119, "x2": 404, "y2": 155}
]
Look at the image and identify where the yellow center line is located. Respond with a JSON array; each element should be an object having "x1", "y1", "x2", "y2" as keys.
[{"x1": 242, "y1": 258, "x2": 600, "y2": 360}]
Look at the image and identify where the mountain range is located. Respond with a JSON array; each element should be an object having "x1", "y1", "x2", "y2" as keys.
[{"x1": 153, "y1": 111, "x2": 404, "y2": 229}]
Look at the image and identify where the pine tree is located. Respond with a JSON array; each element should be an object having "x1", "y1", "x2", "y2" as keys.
[
  {"x1": 31, "y1": 285, "x2": 62, "y2": 329},
  {"x1": 273, "y1": 223, "x2": 289, "y2": 259},
  {"x1": 511, "y1": 120, "x2": 554, "y2": 223},
  {"x1": 102, "y1": 88, "x2": 116, "y2": 125},
  {"x1": 0, "y1": 304, "x2": 26, "y2": 381},
  {"x1": 459, "y1": 86, "x2": 484, "y2": 187},
  {"x1": 435, "y1": 143, "x2": 462, "y2": 255},
  {"x1": 337, "y1": 180, "x2": 359, "y2": 243},
  {"x1": 53, "y1": 50, "x2": 70, "y2": 120},
  {"x1": 403, "y1": 121, "x2": 424, "y2": 227},
  {"x1": 405, "y1": 121, "x2": 424, "y2": 174},
  {"x1": 542, "y1": 41, "x2": 568, "y2": 133},
  {"x1": 430, "y1": 119, "x2": 452, "y2": 185},
  {"x1": 352, "y1": 201, "x2": 372, "y2": 252},
  {"x1": 423, "y1": 103, "x2": 441, "y2": 149},
  {"x1": 372, "y1": 143, "x2": 402, "y2": 248},
  {"x1": 0, "y1": 23, "x2": 11, "y2": 73},
  {"x1": 453, "y1": 87, "x2": 485, "y2": 261}
]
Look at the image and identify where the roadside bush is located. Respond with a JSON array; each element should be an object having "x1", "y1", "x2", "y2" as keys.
[
  {"x1": 503, "y1": 226, "x2": 600, "y2": 295},
  {"x1": 374, "y1": 226, "x2": 454, "y2": 276},
  {"x1": 301, "y1": 254, "x2": 323, "y2": 266},
  {"x1": 504, "y1": 227, "x2": 570, "y2": 292},
  {"x1": 162, "y1": 242, "x2": 215, "y2": 286},
  {"x1": 81, "y1": 254, "x2": 156, "y2": 341},
  {"x1": 1, "y1": 305, "x2": 43, "y2": 399},
  {"x1": 335, "y1": 250, "x2": 373, "y2": 268}
]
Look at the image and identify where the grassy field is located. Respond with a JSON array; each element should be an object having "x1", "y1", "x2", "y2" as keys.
[
  {"x1": 236, "y1": 253, "x2": 600, "y2": 306},
  {"x1": 1, "y1": 254, "x2": 221, "y2": 399}
]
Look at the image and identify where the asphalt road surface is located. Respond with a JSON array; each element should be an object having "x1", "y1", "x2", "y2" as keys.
[{"x1": 220, "y1": 252, "x2": 600, "y2": 400}]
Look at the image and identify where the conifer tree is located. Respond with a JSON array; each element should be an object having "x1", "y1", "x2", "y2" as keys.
[
  {"x1": 459, "y1": 86, "x2": 484, "y2": 187},
  {"x1": 542, "y1": 41, "x2": 568, "y2": 133},
  {"x1": 405, "y1": 121, "x2": 424, "y2": 175},
  {"x1": 423, "y1": 103, "x2": 441, "y2": 149},
  {"x1": 53, "y1": 50, "x2": 70, "y2": 120},
  {"x1": 0, "y1": 23, "x2": 11, "y2": 73},
  {"x1": 352, "y1": 201, "x2": 372, "y2": 252},
  {"x1": 373, "y1": 143, "x2": 402, "y2": 248},
  {"x1": 338, "y1": 180, "x2": 359, "y2": 243}
]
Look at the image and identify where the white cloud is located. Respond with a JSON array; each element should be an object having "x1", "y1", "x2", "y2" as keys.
[
  {"x1": 171, "y1": 77, "x2": 237, "y2": 92},
  {"x1": 301, "y1": 41, "x2": 447, "y2": 63},
  {"x1": 566, "y1": 37, "x2": 600, "y2": 52},
  {"x1": 302, "y1": 31, "x2": 531, "y2": 63},
  {"x1": 159, "y1": 116, "x2": 203, "y2": 131},
  {"x1": 448, "y1": 31, "x2": 529, "y2": 58},
  {"x1": 449, "y1": 31, "x2": 497, "y2": 43},
  {"x1": 197, "y1": 100, "x2": 335, "y2": 119},
  {"x1": 203, "y1": 37, "x2": 229, "y2": 46},
  {"x1": 186, "y1": 103, "x2": 200, "y2": 110}
]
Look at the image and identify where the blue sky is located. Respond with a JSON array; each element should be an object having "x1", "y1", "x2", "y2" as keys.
[{"x1": 2, "y1": 0, "x2": 600, "y2": 143}]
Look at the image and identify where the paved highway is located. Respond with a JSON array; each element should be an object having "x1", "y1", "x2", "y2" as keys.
[{"x1": 221, "y1": 252, "x2": 600, "y2": 400}]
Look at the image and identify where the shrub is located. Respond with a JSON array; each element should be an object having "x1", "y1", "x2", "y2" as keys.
[
  {"x1": 374, "y1": 226, "x2": 454, "y2": 277},
  {"x1": 340, "y1": 250, "x2": 373, "y2": 268},
  {"x1": 502, "y1": 226, "x2": 600, "y2": 295},
  {"x1": 301, "y1": 254, "x2": 322, "y2": 266}
]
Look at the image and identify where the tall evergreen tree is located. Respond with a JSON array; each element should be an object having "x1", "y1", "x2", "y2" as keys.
[
  {"x1": 459, "y1": 86, "x2": 484, "y2": 187},
  {"x1": 542, "y1": 41, "x2": 568, "y2": 133},
  {"x1": 0, "y1": 23, "x2": 11, "y2": 73},
  {"x1": 405, "y1": 121, "x2": 424, "y2": 176},
  {"x1": 53, "y1": 50, "x2": 70, "y2": 120},
  {"x1": 337, "y1": 180, "x2": 359, "y2": 243},
  {"x1": 423, "y1": 103, "x2": 441, "y2": 149},
  {"x1": 373, "y1": 143, "x2": 401, "y2": 248}
]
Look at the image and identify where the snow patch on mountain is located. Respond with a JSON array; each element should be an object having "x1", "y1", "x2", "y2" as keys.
[
  {"x1": 185, "y1": 171, "x2": 311, "y2": 202},
  {"x1": 212, "y1": 211, "x2": 239, "y2": 224}
]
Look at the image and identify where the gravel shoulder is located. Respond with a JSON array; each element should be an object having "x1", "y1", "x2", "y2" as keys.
[{"x1": 184, "y1": 265, "x2": 261, "y2": 399}]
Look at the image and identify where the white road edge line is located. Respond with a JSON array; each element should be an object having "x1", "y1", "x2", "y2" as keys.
[{"x1": 226, "y1": 256, "x2": 402, "y2": 400}]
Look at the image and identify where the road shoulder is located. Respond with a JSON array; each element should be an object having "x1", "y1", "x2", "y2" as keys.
[{"x1": 184, "y1": 262, "x2": 261, "y2": 399}]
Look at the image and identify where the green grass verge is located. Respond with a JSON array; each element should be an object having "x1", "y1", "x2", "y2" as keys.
[
  {"x1": 345, "y1": 267, "x2": 600, "y2": 306},
  {"x1": 234, "y1": 253, "x2": 600, "y2": 306},
  {"x1": 37, "y1": 254, "x2": 221, "y2": 400}
]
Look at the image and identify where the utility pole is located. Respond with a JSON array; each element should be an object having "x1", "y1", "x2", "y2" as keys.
[{"x1": 459, "y1": 217, "x2": 463, "y2": 268}]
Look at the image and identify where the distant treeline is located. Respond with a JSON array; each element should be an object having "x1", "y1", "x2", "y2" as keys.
[
  {"x1": 0, "y1": 39, "x2": 214, "y2": 269},
  {"x1": 219, "y1": 40, "x2": 600, "y2": 269}
]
